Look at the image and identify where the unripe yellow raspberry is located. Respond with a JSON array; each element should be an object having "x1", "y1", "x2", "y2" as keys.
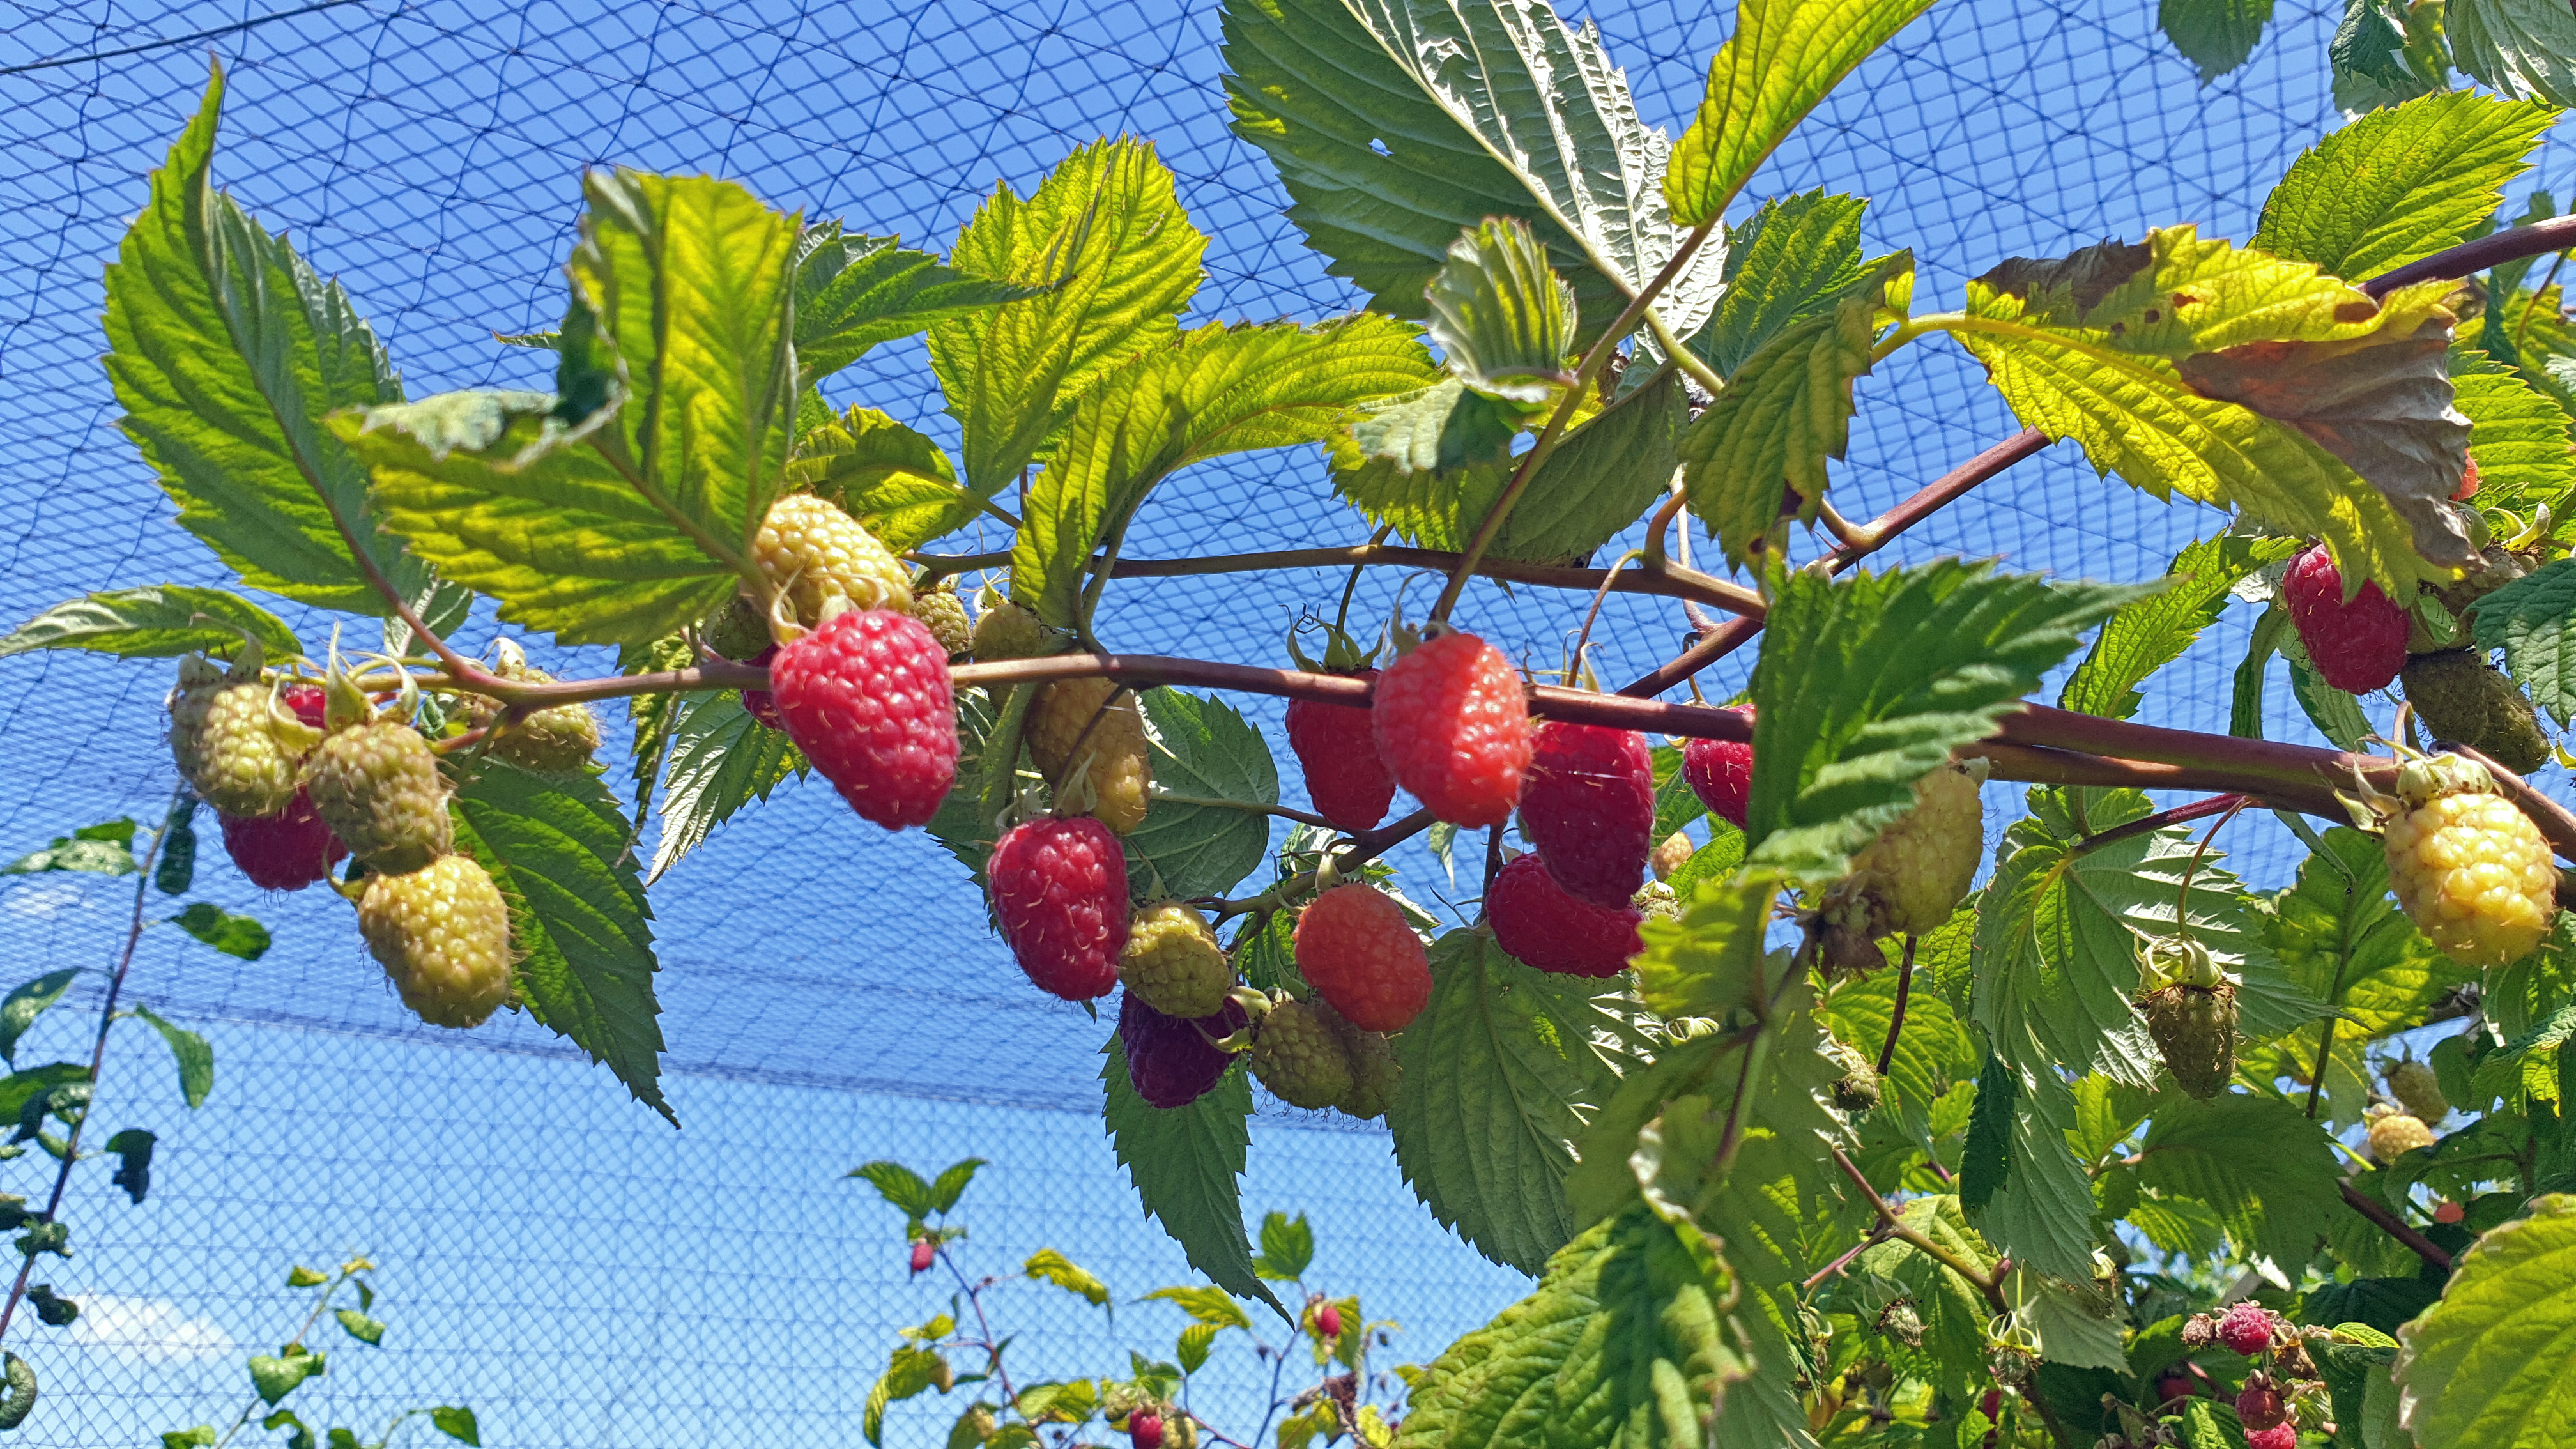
[
  {"x1": 752, "y1": 494, "x2": 910, "y2": 626},
  {"x1": 1028, "y1": 677, "x2": 1153, "y2": 834},
  {"x1": 1651, "y1": 831, "x2": 1694, "y2": 881},
  {"x1": 908, "y1": 585, "x2": 972, "y2": 657},
  {"x1": 2365, "y1": 1109, "x2": 2436, "y2": 1163},
  {"x1": 1851, "y1": 760, "x2": 1986, "y2": 935},
  {"x1": 357, "y1": 854, "x2": 513, "y2": 1029},
  {"x1": 970, "y1": 588, "x2": 1057, "y2": 661},
  {"x1": 1119, "y1": 901, "x2": 1230, "y2": 1018},
  {"x1": 168, "y1": 659, "x2": 323, "y2": 817},
  {"x1": 2384, "y1": 1059, "x2": 2449, "y2": 1123},
  {"x1": 2381, "y1": 772, "x2": 2556, "y2": 969}
]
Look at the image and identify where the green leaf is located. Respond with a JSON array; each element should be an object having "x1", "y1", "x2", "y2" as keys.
[
  {"x1": 1744, "y1": 560, "x2": 2145, "y2": 879},
  {"x1": 1390, "y1": 1203, "x2": 1751, "y2": 1449},
  {"x1": 1128, "y1": 689, "x2": 1280, "y2": 902},
  {"x1": 0, "y1": 586, "x2": 300, "y2": 662},
  {"x1": 848, "y1": 1162, "x2": 936, "y2": 1218},
  {"x1": 2135, "y1": 1092, "x2": 2344, "y2": 1269},
  {"x1": 1009, "y1": 317, "x2": 1426, "y2": 627},
  {"x1": 101, "y1": 63, "x2": 433, "y2": 615},
  {"x1": 164, "y1": 903, "x2": 268, "y2": 962},
  {"x1": 2389, "y1": 1193, "x2": 2576, "y2": 1445},
  {"x1": 793, "y1": 220, "x2": 1046, "y2": 387},
  {"x1": 247, "y1": 1350, "x2": 321, "y2": 1407},
  {"x1": 133, "y1": 1007, "x2": 214, "y2": 1109},
  {"x1": 1977, "y1": 788, "x2": 2326, "y2": 1091},
  {"x1": 2308, "y1": 1276, "x2": 2441, "y2": 1336},
  {"x1": 1818, "y1": 957, "x2": 1975, "y2": 1125},
  {"x1": 1425, "y1": 218, "x2": 1577, "y2": 403},
  {"x1": 926, "y1": 1158, "x2": 983, "y2": 1215},
  {"x1": 2245, "y1": 827, "x2": 2469, "y2": 1126},
  {"x1": 341, "y1": 167, "x2": 802, "y2": 645},
  {"x1": 0, "y1": 973, "x2": 77, "y2": 1066},
  {"x1": 286, "y1": 1266, "x2": 327, "y2": 1287},
  {"x1": 1683, "y1": 252, "x2": 1910, "y2": 567},
  {"x1": 1024, "y1": 1248, "x2": 1110, "y2": 1308},
  {"x1": 2254, "y1": 91, "x2": 2557, "y2": 282},
  {"x1": 2473, "y1": 558, "x2": 2576, "y2": 727},
  {"x1": 1630, "y1": 871, "x2": 1782, "y2": 1023},
  {"x1": 156, "y1": 800, "x2": 195, "y2": 898},
  {"x1": 4, "y1": 823, "x2": 138, "y2": 878},
  {"x1": 1143, "y1": 1284, "x2": 1254, "y2": 1331},
  {"x1": 642, "y1": 689, "x2": 804, "y2": 884},
  {"x1": 1959, "y1": 1053, "x2": 2016, "y2": 1213},
  {"x1": 0, "y1": 1066, "x2": 88, "y2": 1137},
  {"x1": 1390, "y1": 931, "x2": 1650, "y2": 1274},
  {"x1": 792, "y1": 407, "x2": 979, "y2": 553},
  {"x1": 2449, "y1": 0, "x2": 2576, "y2": 104},
  {"x1": 2452, "y1": 349, "x2": 2576, "y2": 535},
  {"x1": 1101, "y1": 1034, "x2": 1280, "y2": 1315},
  {"x1": 1958, "y1": 229, "x2": 2475, "y2": 592},
  {"x1": 1965, "y1": 1064, "x2": 2098, "y2": 1280},
  {"x1": 1218, "y1": 0, "x2": 1724, "y2": 344},
  {"x1": 1176, "y1": 1321, "x2": 1220, "y2": 1374},
  {"x1": 449, "y1": 761, "x2": 670, "y2": 1122},
  {"x1": 930, "y1": 137, "x2": 1206, "y2": 496},
  {"x1": 2060, "y1": 533, "x2": 2296, "y2": 720},
  {"x1": 1691, "y1": 191, "x2": 1871, "y2": 379},
  {"x1": 332, "y1": 1308, "x2": 383, "y2": 1346},
  {"x1": 429, "y1": 1407, "x2": 480, "y2": 1446},
  {"x1": 1664, "y1": 0, "x2": 1938, "y2": 226},
  {"x1": 2158, "y1": 0, "x2": 2274, "y2": 83},
  {"x1": 1254, "y1": 1211, "x2": 1315, "y2": 1281},
  {"x1": 105, "y1": 1127, "x2": 154, "y2": 1204}
]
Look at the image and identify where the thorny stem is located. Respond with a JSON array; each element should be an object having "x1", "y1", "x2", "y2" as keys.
[
  {"x1": 2338, "y1": 1180, "x2": 2453, "y2": 1271},
  {"x1": 1875, "y1": 936, "x2": 1917, "y2": 1078},
  {"x1": 941, "y1": 1246, "x2": 1020, "y2": 1414},
  {"x1": 1798, "y1": 1225, "x2": 1896, "y2": 1294},
  {"x1": 0, "y1": 785, "x2": 186, "y2": 1348},
  {"x1": 1828, "y1": 1146, "x2": 2000, "y2": 1303},
  {"x1": 1432, "y1": 218, "x2": 1722, "y2": 623}
]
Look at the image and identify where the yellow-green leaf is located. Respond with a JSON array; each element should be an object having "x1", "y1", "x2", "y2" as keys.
[
  {"x1": 2391, "y1": 1194, "x2": 2576, "y2": 1445},
  {"x1": 793, "y1": 406, "x2": 979, "y2": 552},
  {"x1": 1024, "y1": 1248, "x2": 1110, "y2": 1308}
]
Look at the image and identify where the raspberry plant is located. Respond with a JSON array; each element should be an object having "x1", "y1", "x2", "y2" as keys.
[
  {"x1": 850, "y1": 1159, "x2": 1408, "y2": 1448},
  {"x1": 8, "y1": 0, "x2": 2576, "y2": 1441}
]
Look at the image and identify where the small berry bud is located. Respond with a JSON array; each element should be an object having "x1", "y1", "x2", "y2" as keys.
[
  {"x1": 908, "y1": 1239, "x2": 935, "y2": 1275},
  {"x1": 1315, "y1": 1301, "x2": 1342, "y2": 1340}
]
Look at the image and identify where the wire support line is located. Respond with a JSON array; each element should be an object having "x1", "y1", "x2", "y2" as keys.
[{"x1": 0, "y1": 0, "x2": 381, "y2": 77}]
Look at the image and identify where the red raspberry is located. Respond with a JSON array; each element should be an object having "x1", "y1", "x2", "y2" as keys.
[
  {"x1": 770, "y1": 611, "x2": 958, "y2": 829},
  {"x1": 2216, "y1": 1301, "x2": 2274, "y2": 1356},
  {"x1": 2152, "y1": 1370, "x2": 2196, "y2": 1406},
  {"x1": 1285, "y1": 674, "x2": 1396, "y2": 831},
  {"x1": 740, "y1": 645, "x2": 784, "y2": 729},
  {"x1": 1314, "y1": 1301, "x2": 1342, "y2": 1340},
  {"x1": 2283, "y1": 544, "x2": 2408, "y2": 693},
  {"x1": 1292, "y1": 884, "x2": 1431, "y2": 1031},
  {"x1": 218, "y1": 790, "x2": 348, "y2": 891},
  {"x1": 989, "y1": 816, "x2": 1128, "y2": 999},
  {"x1": 908, "y1": 1239, "x2": 935, "y2": 1275},
  {"x1": 1128, "y1": 1409, "x2": 1164, "y2": 1449},
  {"x1": 2454, "y1": 456, "x2": 2481, "y2": 502},
  {"x1": 1519, "y1": 721, "x2": 1653, "y2": 907},
  {"x1": 2434, "y1": 1199, "x2": 2465, "y2": 1223},
  {"x1": 1118, "y1": 990, "x2": 1248, "y2": 1108},
  {"x1": 1370, "y1": 629, "x2": 1529, "y2": 827},
  {"x1": 2245, "y1": 1426, "x2": 2297, "y2": 1449},
  {"x1": 1681, "y1": 711, "x2": 1754, "y2": 829},
  {"x1": 1486, "y1": 854, "x2": 1643, "y2": 976},
  {"x1": 2237, "y1": 1379, "x2": 2285, "y2": 1430},
  {"x1": 279, "y1": 683, "x2": 326, "y2": 730}
]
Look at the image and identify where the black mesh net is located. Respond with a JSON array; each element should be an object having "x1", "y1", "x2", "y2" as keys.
[{"x1": 1, "y1": 0, "x2": 2567, "y2": 1443}]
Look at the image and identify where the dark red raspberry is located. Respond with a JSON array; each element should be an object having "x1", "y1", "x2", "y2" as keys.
[
  {"x1": 1681, "y1": 712, "x2": 1754, "y2": 829},
  {"x1": 1486, "y1": 854, "x2": 1643, "y2": 976},
  {"x1": 2236, "y1": 1379, "x2": 2285, "y2": 1431},
  {"x1": 907, "y1": 1239, "x2": 934, "y2": 1275},
  {"x1": 1118, "y1": 990, "x2": 1248, "y2": 1108},
  {"x1": 1128, "y1": 1409, "x2": 1165, "y2": 1449},
  {"x1": 770, "y1": 611, "x2": 958, "y2": 829},
  {"x1": 1519, "y1": 721, "x2": 1653, "y2": 907},
  {"x1": 740, "y1": 645, "x2": 783, "y2": 730},
  {"x1": 1371, "y1": 628, "x2": 1529, "y2": 827},
  {"x1": 2152, "y1": 1370, "x2": 2196, "y2": 1406},
  {"x1": 1285, "y1": 673, "x2": 1395, "y2": 831},
  {"x1": 990, "y1": 816, "x2": 1128, "y2": 999},
  {"x1": 2216, "y1": 1301, "x2": 2274, "y2": 1356},
  {"x1": 219, "y1": 790, "x2": 348, "y2": 891},
  {"x1": 2244, "y1": 1426, "x2": 2297, "y2": 1449},
  {"x1": 2283, "y1": 544, "x2": 2408, "y2": 694},
  {"x1": 279, "y1": 682, "x2": 326, "y2": 729},
  {"x1": 1293, "y1": 884, "x2": 1432, "y2": 1031}
]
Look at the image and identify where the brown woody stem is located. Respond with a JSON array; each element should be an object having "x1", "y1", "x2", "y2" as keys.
[{"x1": 2339, "y1": 1179, "x2": 2453, "y2": 1271}]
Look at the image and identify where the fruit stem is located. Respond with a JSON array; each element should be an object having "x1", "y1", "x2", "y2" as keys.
[
  {"x1": 1615, "y1": 428, "x2": 2050, "y2": 696},
  {"x1": 1565, "y1": 548, "x2": 1646, "y2": 685},
  {"x1": 0, "y1": 786, "x2": 188, "y2": 1350},
  {"x1": 1828, "y1": 1145, "x2": 2001, "y2": 1301},
  {"x1": 2337, "y1": 1179, "x2": 2451, "y2": 1271},
  {"x1": 1429, "y1": 217, "x2": 1723, "y2": 625},
  {"x1": 1154, "y1": 793, "x2": 1338, "y2": 831},
  {"x1": 2070, "y1": 793, "x2": 2247, "y2": 859},
  {"x1": 1875, "y1": 935, "x2": 1916, "y2": 1078}
]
